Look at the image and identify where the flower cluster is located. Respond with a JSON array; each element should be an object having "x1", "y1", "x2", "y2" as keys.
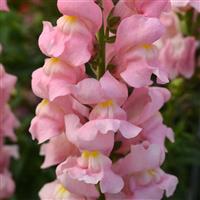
[
  {"x1": 29, "y1": 0, "x2": 200, "y2": 199},
  {"x1": 0, "y1": 45, "x2": 19, "y2": 199}
]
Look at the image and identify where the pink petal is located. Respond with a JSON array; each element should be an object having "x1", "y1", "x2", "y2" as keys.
[
  {"x1": 120, "y1": 60, "x2": 153, "y2": 88},
  {"x1": 159, "y1": 173, "x2": 178, "y2": 197},
  {"x1": 100, "y1": 71, "x2": 128, "y2": 106},
  {"x1": 100, "y1": 170, "x2": 124, "y2": 194},
  {"x1": 57, "y1": 0, "x2": 102, "y2": 33},
  {"x1": 115, "y1": 15, "x2": 165, "y2": 52},
  {"x1": 73, "y1": 78, "x2": 104, "y2": 104},
  {"x1": 115, "y1": 144, "x2": 162, "y2": 175}
]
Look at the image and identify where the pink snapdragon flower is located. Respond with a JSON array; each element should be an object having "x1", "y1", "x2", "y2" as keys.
[
  {"x1": 113, "y1": 143, "x2": 178, "y2": 199},
  {"x1": 64, "y1": 113, "x2": 141, "y2": 156},
  {"x1": 158, "y1": 12, "x2": 196, "y2": 79},
  {"x1": 112, "y1": 15, "x2": 169, "y2": 88},
  {"x1": 40, "y1": 133, "x2": 79, "y2": 168},
  {"x1": 114, "y1": 0, "x2": 171, "y2": 19},
  {"x1": 0, "y1": 0, "x2": 9, "y2": 11},
  {"x1": 72, "y1": 71, "x2": 128, "y2": 106},
  {"x1": 171, "y1": 0, "x2": 200, "y2": 12},
  {"x1": 64, "y1": 72, "x2": 141, "y2": 154},
  {"x1": 57, "y1": 150, "x2": 124, "y2": 194},
  {"x1": 39, "y1": 0, "x2": 102, "y2": 67},
  {"x1": 159, "y1": 35, "x2": 196, "y2": 79},
  {"x1": 29, "y1": 96, "x2": 89, "y2": 143},
  {"x1": 123, "y1": 87, "x2": 171, "y2": 125},
  {"x1": 57, "y1": 0, "x2": 102, "y2": 34},
  {"x1": 117, "y1": 87, "x2": 174, "y2": 155},
  {"x1": 38, "y1": 18, "x2": 93, "y2": 67},
  {"x1": 32, "y1": 58, "x2": 85, "y2": 100}
]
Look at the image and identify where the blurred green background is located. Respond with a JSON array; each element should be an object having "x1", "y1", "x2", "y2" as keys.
[{"x1": 0, "y1": 0, "x2": 200, "y2": 199}]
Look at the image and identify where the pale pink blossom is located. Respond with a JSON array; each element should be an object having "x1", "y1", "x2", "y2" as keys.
[
  {"x1": 38, "y1": 18, "x2": 93, "y2": 66},
  {"x1": 31, "y1": 58, "x2": 85, "y2": 100},
  {"x1": 117, "y1": 114, "x2": 174, "y2": 160},
  {"x1": 112, "y1": 15, "x2": 168, "y2": 88},
  {"x1": 40, "y1": 133, "x2": 79, "y2": 168},
  {"x1": 159, "y1": 12, "x2": 196, "y2": 79},
  {"x1": 72, "y1": 71, "x2": 128, "y2": 106},
  {"x1": 64, "y1": 114, "x2": 141, "y2": 155},
  {"x1": 0, "y1": 0, "x2": 9, "y2": 11},
  {"x1": 123, "y1": 87, "x2": 171, "y2": 125},
  {"x1": 114, "y1": 143, "x2": 178, "y2": 199},
  {"x1": 116, "y1": 87, "x2": 173, "y2": 155},
  {"x1": 57, "y1": 0, "x2": 102, "y2": 34},
  {"x1": 56, "y1": 150, "x2": 124, "y2": 194},
  {"x1": 159, "y1": 34, "x2": 196, "y2": 79},
  {"x1": 114, "y1": 0, "x2": 171, "y2": 19},
  {"x1": 29, "y1": 96, "x2": 89, "y2": 143},
  {"x1": 68, "y1": 72, "x2": 142, "y2": 154}
]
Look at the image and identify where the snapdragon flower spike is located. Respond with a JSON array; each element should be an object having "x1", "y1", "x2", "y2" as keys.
[
  {"x1": 30, "y1": 0, "x2": 179, "y2": 198},
  {"x1": 0, "y1": 65, "x2": 18, "y2": 199}
]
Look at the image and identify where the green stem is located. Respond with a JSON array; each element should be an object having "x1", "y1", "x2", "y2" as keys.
[
  {"x1": 96, "y1": 0, "x2": 106, "y2": 80},
  {"x1": 97, "y1": 24, "x2": 106, "y2": 80}
]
